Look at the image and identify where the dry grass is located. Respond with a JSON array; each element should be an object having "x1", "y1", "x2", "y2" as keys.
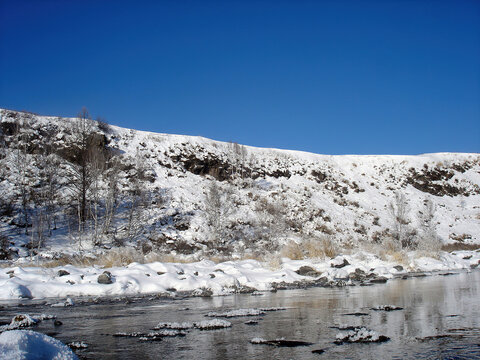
[
  {"x1": 262, "y1": 253, "x2": 283, "y2": 270},
  {"x1": 41, "y1": 254, "x2": 98, "y2": 268},
  {"x1": 280, "y1": 241, "x2": 304, "y2": 260},
  {"x1": 441, "y1": 242, "x2": 480, "y2": 252},
  {"x1": 29, "y1": 248, "x2": 198, "y2": 269},
  {"x1": 389, "y1": 250, "x2": 409, "y2": 264},
  {"x1": 279, "y1": 236, "x2": 338, "y2": 261},
  {"x1": 304, "y1": 237, "x2": 338, "y2": 258}
]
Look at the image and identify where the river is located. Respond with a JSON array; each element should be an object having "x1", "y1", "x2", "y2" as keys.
[{"x1": 1, "y1": 270, "x2": 479, "y2": 359}]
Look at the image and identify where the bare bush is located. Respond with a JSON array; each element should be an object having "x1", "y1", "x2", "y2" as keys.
[
  {"x1": 388, "y1": 192, "x2": 416, "y2": 249},
  {"x1": 416, "y1": 198, "x2": 441, "y2": 252}
]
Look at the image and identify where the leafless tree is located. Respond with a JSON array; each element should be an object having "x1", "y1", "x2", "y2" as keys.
[
  {"x1": 204, "y1": 181, "x2": 235, "y2": 251},
  {"x1": 388, "y1": 192, "x2": 416, "y2": 249},
  {"x1": 123, "y1": 150, "x2": 149, "y2": 243},
  {"x1": 102, "y1": 159, "x2": 120, "y2": 238},
  {"x1": 12, "y1": 133, "x2": 30, "y2": 234},
  {"x1": 67, "y1": 107, "x2": 96, "y2": 233},
  {"x1": 417, "y1": 198, "x2": 441, "y2": 251}
]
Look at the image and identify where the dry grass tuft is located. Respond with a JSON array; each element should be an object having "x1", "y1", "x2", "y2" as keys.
[
  {"x1": 304, "y1": 237, "x2": 338, "y2": 259},
  {"x1": 280, "y1": 241, "x2": 304, "y2": 260},
  {"x1": 441, "y1": 242, "x2": 480, "y2": 252},
  {"x1": 263, "y1": 253, "x2": 283, "y2": 270}
]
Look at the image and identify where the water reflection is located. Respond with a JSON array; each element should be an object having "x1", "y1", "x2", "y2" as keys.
[{"x1": 0, "y1": 271, "x2": 479, "y2": 359}]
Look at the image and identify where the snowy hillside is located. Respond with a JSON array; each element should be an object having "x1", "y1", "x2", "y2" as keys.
[{"x1": 0, "y1": 108, "x2": 479, "y2": 263}]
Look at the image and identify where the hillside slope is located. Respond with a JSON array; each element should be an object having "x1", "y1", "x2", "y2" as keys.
[{"x1": 0, "y1": 108, "x2": 479, "y2": 262}]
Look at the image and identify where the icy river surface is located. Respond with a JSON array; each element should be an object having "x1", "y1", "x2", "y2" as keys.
[{"x1": 1, "y1": 270, "x2": 479, "y2": 359}]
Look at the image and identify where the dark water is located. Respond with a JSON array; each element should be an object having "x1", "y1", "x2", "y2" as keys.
[{"x1": 1, "y1": 270, "x2": 479, "y2": 359}]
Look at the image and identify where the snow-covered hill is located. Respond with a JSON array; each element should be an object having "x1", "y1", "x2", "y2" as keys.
[{"x1": 0, "y1": 108, "x2": 479, "y2": 262}]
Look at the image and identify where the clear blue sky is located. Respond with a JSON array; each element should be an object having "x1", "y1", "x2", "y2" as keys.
[{"x1": 1, "y1": 0, "x2": 479, "y2": 155}]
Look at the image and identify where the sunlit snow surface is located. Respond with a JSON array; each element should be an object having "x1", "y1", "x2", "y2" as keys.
[
  {"x1": 0, "y1": 330, "x2": 78, "y2": 360},
  {"x1": 0, "y1": 251, "x2": 478, "y2": 300}
]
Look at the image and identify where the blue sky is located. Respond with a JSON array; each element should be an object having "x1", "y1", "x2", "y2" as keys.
[{"x1": 1, "y1": 0, "x2": 479, "y2": 155}]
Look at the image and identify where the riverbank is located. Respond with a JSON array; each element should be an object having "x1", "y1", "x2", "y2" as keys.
[{"x1": 0, "y1": 250, "x2": 478, "y2": 302}]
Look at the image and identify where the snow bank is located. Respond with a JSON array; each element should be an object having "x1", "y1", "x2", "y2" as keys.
[
  {"x1": 0, "y1": 250, "x2": 478, "y2": 301},
  {"x1": 0, "y1": 330, "x2": 78, "y2": 360}
]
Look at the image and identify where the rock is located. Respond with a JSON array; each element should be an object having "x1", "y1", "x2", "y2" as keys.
[
  {"x1": 331, "y1": 258, "x2": 350, "y2": 268},
  {"x1": 57, "y1": 270, "x2": 70, "y2": 277},
  {"x1": 214, "y1": 269, "x2": 225, "y2": 273},
  {"x1": 370, "y1": 277, "x2": 388, "y2": 284},
  {"x1": 209, "y1": 273, "x2": 215, "y2": 278},
  {"x1": 97, "y1": 271, "x2": 113, "y2": 284},
  {"x1": 295, "y1": 266, "x2": 322, "y2": 277},
  {"x1": 312, "y1": 349, "x2": 325, "y2": 354},
  {"x1": 393, "y1": 265, "x2": 404, "y2": 272},
  {"x1": 54, "y1": 320, "x2": 63, "y2": 326},
  {"x1": 250, "y1": 338, "x2": 313, "y2": 347},
  {"x1": 157, "y1": 271, "x2": 165, "y2": 275},
  {"x1": 193, "y1": 271, "x2": 199, "y2": 276},
  {"x1": 193, "y1": 288, "x2": 213, "y2": 297},
  {"x1": 344, "y1": 312, "x2": 369, "y2": 316},
  {"x1": 237, "y1": 285, "x2": 256, "y2": 294},
  {"x1": 371, "y1": 305, "x2": 403, "y2": 311},
  {"x1": 350, "y1": 269, "x2": 366, "y2": 281},
  {"x1": 334, "y1": 327, "x2": 390, "y2": 344},
  {"x1": 314, "y1": 277, "x2": 329, "y2": 286}
]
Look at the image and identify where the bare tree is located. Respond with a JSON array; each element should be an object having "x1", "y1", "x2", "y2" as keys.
[
  {"x1": 388, "y1": 192, "x2": 416, "y2": 249},
  {"x1": 123, "y1": 150, "x2": 149, "y2": 244},
  {"x1": 67, "y1": 108, "x2": 96, "y2": 233},
  {"x1": 417, "y1": 198, "x2": 441, "y2": 251},
  {"x1": 204, "y1": 181, "x2": 235, "y2": 251},
  {"x1": 88, "y1": 143, "x2": 107, "y2": 245},
  {"x1": 12, "y1": 133, "x2": 30, "y2": 234},
  {"x1": 102, "y1": 159, "x2": 120, "y2": 239}
]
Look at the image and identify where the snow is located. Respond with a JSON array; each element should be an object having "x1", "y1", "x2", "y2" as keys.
[
  {"x1": 0, "y1": 315, "x2": 39, "y2": 332},
  {"x1": 250, "y1": 337, "x2": 267, "y2": 344},
  {"x1": 0, "y1": 109, "x2": 479, "y2": 304},
  {"x1": 0, "y1": 330, "x2": 78, "y2": 360},
  {"x1": 0, "y1": 250, "x2": 478, "y2": 301},
  {"x1": 335, "y1": 327, "x2": 388, "y2": 343},
  {"x1": 154, "y1": 322, "x2": 194, "y2": 330},
  {"x1": 193, "y1": 319, "x2": 232, "y2": 330},
  {"x1": 205, "y1": 308, "x2": 265, "y2": 317}
]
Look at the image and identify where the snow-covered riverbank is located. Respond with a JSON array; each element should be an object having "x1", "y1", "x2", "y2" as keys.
[{"x1": 1, "y1": 250, "x2": 478, "y2": 301}]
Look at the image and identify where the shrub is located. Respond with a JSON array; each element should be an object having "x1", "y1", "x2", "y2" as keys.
[{"x1": 280, "y1": 241, "x2": 304, "y2": 260}]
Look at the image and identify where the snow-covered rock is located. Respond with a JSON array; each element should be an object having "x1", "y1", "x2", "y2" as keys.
[{"x1": 0, "y1": 330, "x2": 78, "y2": 360}]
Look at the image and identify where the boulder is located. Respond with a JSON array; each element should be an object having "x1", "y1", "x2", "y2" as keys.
[
  {"x1": 57, "y1": 270, "x2": 70, "y2": 277},
  {"x1": 369, "y1": 277, "x2": 388, "y2": 284},
  {"x1": 97, "y1": 271, "x2": 113, "y2": 284},
  {"x1": 331, "y1": 258, "x2": 350, "y2": 268},
  {"x1": 295, "y1": 266, "x2": 322, "y2": 277}
]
